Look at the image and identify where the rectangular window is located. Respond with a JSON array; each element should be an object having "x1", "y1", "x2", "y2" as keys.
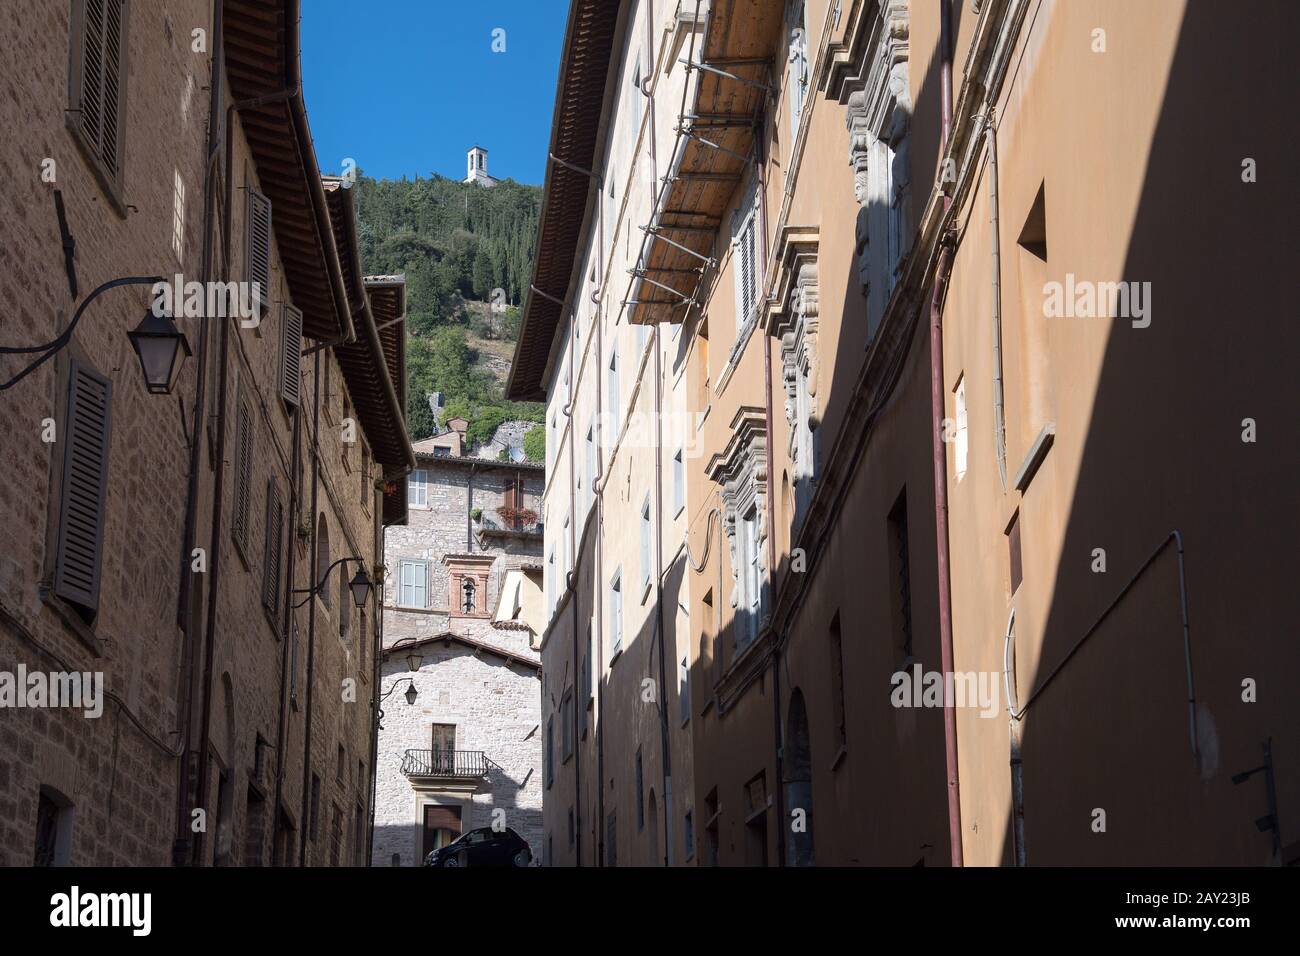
[
  {"x1": 545, "y1": 717, "x2": 554, "y2": 788},
  {"x1": 232, "y1": 397, "x2": 254, "y2": 555},
  {"x1": 69, "y1": 0, "x2": 128, "y2": 188},
  {"x1": 567, "y1": 808, "x2": 575, "y2": 847},
  {"x1": 408, "y1": 469, "x2": 428, "y2": 507},
  {"x1": 683, "y1": 810, "x2": 694, "y2": 862},
  {"x1": 398, "y1": 560, "x2": 428, "y2": 608},
  {"x1": 280, "y1": 304, "x2": 303, "y2": 407},
  {"x1": 829, "y1": 612, "x2": 846, "y2": 747},
  {"x1": 679, "y1": 655, "x2": 690, "y2": 725},
  {"x1": 1008, "y1": 511, "x2": 1023, "y2": 595},
  {"x1": 34, "y1": 789, "x2": 72, "y2": 867},
  {"x1": 673, "y1": 449, "x2": 685, "y2": 514},
  {"x1": 309, "y1": 774, "x2": 321, "y2": 842},
  {"x1": 737, "y1": 505, "x2": 762, "y2": 649},
  {"x1": 606, "y1": 813, "x2": 618, "y2": 866},
  {"x1": 53, "y1": 359, "x2": 112, "y2": 616},
  {"x1": 607, "y1": 349, "x2": 620, "y2": 433},
  {"x1": 247, "y1": 188, "x2": 272, "y2": 317},
  {"x1": 546, "y1": 548, "x2": 556, "y2": 617},
  {"x1": 635, "y1": 747, "x2": 645, "y2": 831},
  {"x1": 731, "y1": 182, "x2": 760, "y2": 336},
  {"x1": 261, "y1": 480, "x2": 284, "y2": 615},
  {"x1": 954, "y1": 374, "x2": 968, "y2": 481},
  {"x1": 171, "y1": 168, "x2": 186, "y2": 260},
  {"x1": 640, "y1": 496, "x2": 652, "y2": 596},
  {"x1": 786, "y1": 1, "x2": 809, "y2": 143},
  {"x1": 609, "y1": 570, "x2": 623, "y2": 657},
  {"x1": 585, "y1": 627, "x2": 594, "y2": 705},
  {"x1": 585, "y1": 423, "x2": 596, "y2": 512},
  {"x1": 361, "y1": 449, "x2": 370, "y2": 508},
  {"x1": 290, "y1": 637, "x2": 300, "y2": 706},
  {"x1": 886, "y1": 489, "x2": 914, "y2": 661},
  {"x1": 562, "y1": 692, "x2": 574, "y2": 761},
  {"x1": 336, "y1": 744, "x2": 346, "y2": 784}
]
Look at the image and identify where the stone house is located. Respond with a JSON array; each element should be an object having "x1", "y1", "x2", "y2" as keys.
[
  {"x1": 0, "y1": 0, "x2": 412, "y2": 866},
  {"x1": 371, "y1": 440, "x2": 546, "y2": 865}
]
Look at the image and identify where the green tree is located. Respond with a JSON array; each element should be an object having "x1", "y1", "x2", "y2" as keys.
[{"x1": 523, "y1": 425, "x2": 545, "y2": 462}]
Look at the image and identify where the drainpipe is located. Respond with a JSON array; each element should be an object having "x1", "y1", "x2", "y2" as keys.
[
  {"x1": 174, "y1": 0, "x2": 223, "y2": 867},
  {"x1": 929, "y1": 0, "x2": 963, "y2": 868},
  {"x1": 298, "y1": 348, "x2": 323, "y2": 865},
  {"x1": 271, "y1": 396, "x2": 302, "y2": 860},
  {"x1": 986, "y1": 115, "x2": 1007, "y2": 490}
]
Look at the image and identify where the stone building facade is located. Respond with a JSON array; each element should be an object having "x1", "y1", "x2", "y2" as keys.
[
  {"x1": 371, "y1": 442, "x2": 545, "y2": 865},
  {"x1": 0, "y1": 0, "x2": 412, "y2": 866},
  {"x1": 510, "y1": 0, "x2": 1297, "y2": 868}
]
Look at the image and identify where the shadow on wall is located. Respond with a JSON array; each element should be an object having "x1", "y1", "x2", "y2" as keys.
[{"x1": 998, "y1": 1, "x2": 1298, "y2": 865}]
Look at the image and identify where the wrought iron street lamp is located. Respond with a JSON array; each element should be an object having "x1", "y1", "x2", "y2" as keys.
[
  {"x1": 293, "y1": 556, "x2": 372, "y2": 609},
  {"x1": 1, "y1": 275, "x2": 193, "y2": 393},
  {"x1": 127, "y1": 307, "x2": 191, "y2": 394}
]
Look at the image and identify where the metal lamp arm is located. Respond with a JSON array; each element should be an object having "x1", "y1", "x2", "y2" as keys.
[
  {"x1": 1, "y1": 275, "x2": 164, "y2": 391},
  {"x1": 292, "y1": 555, "x2": 363, "y2": 607},
  {"x1": 378, "y1": 677, "x2": 415, "y2": 703}
]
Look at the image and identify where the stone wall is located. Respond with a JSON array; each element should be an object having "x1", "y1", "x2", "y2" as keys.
[{"x1": 374, "y1": 457, "x2": 544, "y2": 864}]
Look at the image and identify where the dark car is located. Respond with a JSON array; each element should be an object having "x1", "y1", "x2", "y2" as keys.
[{"x1": 424, "y1": 826, "x2": 532, "y2": 867}]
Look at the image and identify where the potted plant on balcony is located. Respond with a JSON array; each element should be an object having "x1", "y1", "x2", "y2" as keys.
[{"x1": 470, "y1": 507, "x2": 482, "y2": 523}]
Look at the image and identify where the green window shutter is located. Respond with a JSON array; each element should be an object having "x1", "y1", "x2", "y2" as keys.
[{"x1": 54, "y1": 360, "x2": 113, "y2": 613}]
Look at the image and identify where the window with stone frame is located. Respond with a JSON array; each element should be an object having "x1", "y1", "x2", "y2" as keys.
[
  {"x1": 786, "y1": 0, "x2": 809, "y2": 144},
  {"x1": 730, "y1": 178, "x2": 761, "y2": 341},
  {"x1": 769, "y1": 232, "x2": 821, "y2": 533},
  {"x1": 706, "y1": 408, "x2": 770, "y2": 656},
  {"x1": 839, "y1": 0, "x2": 913, "y2": 340}
]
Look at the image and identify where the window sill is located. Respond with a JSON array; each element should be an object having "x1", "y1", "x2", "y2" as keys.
[
  {"x1": 39, "y1": 586, "x2": 104, "y2": 658},
  {"x1": 262, "y1": 604, "x2": 282, "y2": 639},
  {"x1": 640, "y1": 579, "x2": 652, "y2": 605},
  {"x1": 66, "y1": 117, "x2": 128, "y2": 219},
  {"x1": 609, "y1": 646, "x2": 623, "y2": 667}
]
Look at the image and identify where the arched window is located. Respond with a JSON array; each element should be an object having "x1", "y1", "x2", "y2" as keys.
[
  {"x1": 315, "y1": 514, "x2": 330, "y2": 609},
  {"x1": 462, "y1": 577, "x2": 477, "y2": 614}
]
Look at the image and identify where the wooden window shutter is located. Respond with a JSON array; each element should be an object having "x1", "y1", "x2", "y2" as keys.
[
  {"x1": 233, "y1": 398, "x2": 254, "y2": 552},
  {"x1": 280, "y1": 304, "x2": 303, "y2": 407},
  {"x1": 54, "y1": 360, "x2": 113, "y2": 613},
  {"x1": 262, "y1": 480, "x2": 284, "y2": 613},
  {"x1": 73, "y1": 0, "x2": 127, "y2": 181},
  {"x1": 247, "y1": 189, "x2": 272, "y2": 315}
]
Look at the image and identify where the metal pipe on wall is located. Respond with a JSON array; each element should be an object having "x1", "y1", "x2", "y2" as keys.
[{"x1": 929, "y1": 0, "x2": 964, "y2": 868}]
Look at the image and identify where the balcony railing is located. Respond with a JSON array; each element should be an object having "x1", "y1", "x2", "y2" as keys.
[
  {"x1": 477, "y1": 517, "x2": 543, "y2": 537},
  {"x1": 400, "y1": 749, "x2": 490, "y2": 779}
]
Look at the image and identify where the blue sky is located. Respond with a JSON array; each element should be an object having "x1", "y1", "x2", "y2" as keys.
[{"x1": 301, "y1": 0, "x2": 568, "y2": 186}]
